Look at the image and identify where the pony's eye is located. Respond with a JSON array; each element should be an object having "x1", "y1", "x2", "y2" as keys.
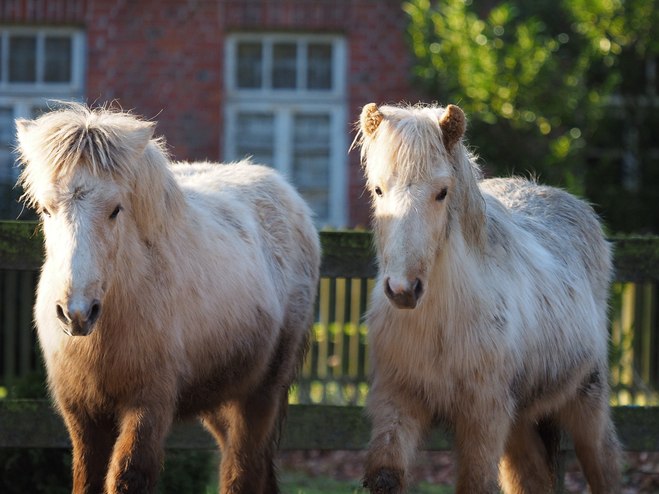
[
  {"x1": 435, "y1": 188, "x2": 448, "y2": 201},
  {"x1": 40, "y1": 207, "x2": 51, "y2": 217},
  {"x1": 374, "y1": 186, "x2": 383, "y2": 197},
  {"x1": 109, "y1": 205, "x2": 123, "y2": 219}
]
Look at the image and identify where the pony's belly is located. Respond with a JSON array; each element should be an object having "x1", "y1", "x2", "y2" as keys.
[{"x1": 175, "y1": 349, "x2": 269, "y2": 418}]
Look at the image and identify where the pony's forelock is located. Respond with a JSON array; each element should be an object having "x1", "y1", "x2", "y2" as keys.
[
  {"x1": 16, "y1": 102, "x2": 160, "y2": 207},
  {"x1": 358, "y1": 104, "x2": 456, "y2": 188}
]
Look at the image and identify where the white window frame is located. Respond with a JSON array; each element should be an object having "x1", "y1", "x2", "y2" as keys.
[
  {"x1": 224, "y1": 33, "x2": 348, "y2": 228},
  {"x1": 0, "y1": 26, "x2": 85, "y2": 94},
  {"x1": 0, "y1": 27, "x2": 85, "y2": 186}
]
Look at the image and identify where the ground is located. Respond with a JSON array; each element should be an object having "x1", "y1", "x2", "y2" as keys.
[{"x1": 278, "y1": 450, "x2": 659, "y2": 493}]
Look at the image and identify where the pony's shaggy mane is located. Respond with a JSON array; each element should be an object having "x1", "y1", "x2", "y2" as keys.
[
  {"x1": 354, "y1": 103, "x2": 481, "y2": 188},
  {"x1": 17, "y1": 102, "x2": 164, "y2": 208}
]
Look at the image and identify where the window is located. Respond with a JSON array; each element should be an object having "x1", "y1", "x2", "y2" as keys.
[
  {"x1": 224, "y1": 34, "x2": 348, "y2": 228},
  {"x1": 0, "y1": 27, "x2": 85, "y2": 217}
]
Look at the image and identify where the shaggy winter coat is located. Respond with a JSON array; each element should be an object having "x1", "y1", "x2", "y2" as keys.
[
  {"x1": 356, "y1": 102, "x2": 621, "y2": 494},
  {"x1": 16, "y1": 103, "x2": 320, "y2": 494}
]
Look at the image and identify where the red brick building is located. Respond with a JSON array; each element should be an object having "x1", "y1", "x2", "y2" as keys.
[{"x1": 0, "y1": 0, "x2": 422, "y2": 227}]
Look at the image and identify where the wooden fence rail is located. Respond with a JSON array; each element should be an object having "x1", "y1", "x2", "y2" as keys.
[
  {"x1": 2, "y1": 220, "x2": 659, "y2": 281},
  {"x1": 1, "y1": 220, "x2": 659, "y2": 492},
  {"x1": 1, "y1": 400, "x2": 659, "y2": 451}
]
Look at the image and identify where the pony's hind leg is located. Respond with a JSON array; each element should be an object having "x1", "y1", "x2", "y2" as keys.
[
  {"x1": 204, "y1": 386, "x2": 286, "y2": 494},
  {"x1": 499, "y1": 417, "x2": 559, "y2": 494},
  {"x1": 557, "y1": 370, "x2": 622, "y2": 494}
]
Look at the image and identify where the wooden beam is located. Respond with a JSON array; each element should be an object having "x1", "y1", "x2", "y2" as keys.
[
  {"x1": 0, "y1": 221, "x2": 657, "y2": 283},
  {"x1": 0, "y1": 221, "x2": 43, "y2": 271},
  {"x1": 0, "y1": 400, "x2": 656, "y2": 452}
]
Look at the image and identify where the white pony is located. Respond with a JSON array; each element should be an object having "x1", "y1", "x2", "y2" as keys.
[
  {"x1": 356, "y1": 102, "x2": 620, "y2": 494},
  {"x1": 16, "y1": 103, "x2": 320, "y2": 494}
]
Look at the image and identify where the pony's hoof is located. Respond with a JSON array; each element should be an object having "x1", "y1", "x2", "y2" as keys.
[{"x1": 362, "y1": 467, "x2": 405, "y2": 493}]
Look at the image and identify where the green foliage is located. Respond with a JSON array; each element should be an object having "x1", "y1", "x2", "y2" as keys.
[
  {"x1": 404, "y1": 0, "x2": 658, "y2": 197},
  {"x1": 157, "y1": 450, "x2": 216, "y2": 494},
  {"x1": 0, "y1": 447, "x2": 72, "y2": 494}
]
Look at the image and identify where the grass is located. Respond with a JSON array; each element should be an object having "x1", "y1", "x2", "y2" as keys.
[{"x1": 204, "y1": 471, "x2": 455, "y2": 494}]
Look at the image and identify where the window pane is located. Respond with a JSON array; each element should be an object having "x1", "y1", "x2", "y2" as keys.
[
  {"x1": 273, "y1": 43, "x2": 296, "y2": 89},
  {"x1": 9, "y1": 36, "x2": 37, "y2": 82},
  {"x1": 293, "y1": 114, "x2": 330, "y2": 224},
  {"x1": 0, "y1": 108, "x2": 15, "y2": 219},
  {"x1": 0, "y1": 107, "x2": 14, "y2": 147},
  {"x1": 236, "y1": 113, "x2": 274, "y2": 167},
  {"x1": 307, "y1": 43, "x2": 332, "y2": 90},
  {"x1": 44, "y1": 37, "x2": 72, "y2": 83},
  {"x1": 237, "y1": 42, "x2": 262, "y2": 88}
]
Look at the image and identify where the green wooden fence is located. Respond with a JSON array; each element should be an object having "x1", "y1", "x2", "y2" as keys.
[{"x1": 1, "y1": 220, "x2": 659, "y2": 492}]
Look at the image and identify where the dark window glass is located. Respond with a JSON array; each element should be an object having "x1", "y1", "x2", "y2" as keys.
[
  {"x1": 237, "y1": 42, "x2": 262, "y2": 88},
  {"x1": 293, "y1": 114, "x2": 330, "y2": 223},
  {"x1": 273, "y1": 43, "x2": 297, "y2": 89},
  {"x1": 9, "y1": 36, "x2": 37, "y2": 83},
  {"x1": 236, "y1": 113, "x2": 275, "y2": 167},
  {"x1": 44, "y1": 37, "x2": 72, "y2": 83},
  {"x1": 307, "y1": 43, "x2": 332, "y2": 90}
]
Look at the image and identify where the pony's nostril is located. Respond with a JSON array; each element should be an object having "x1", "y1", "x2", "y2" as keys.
[
  {"x1": 385, "y1": 278, "x2": 395, "y2": 300},
  {"x1": 56, "y1": 303, "x2": 68, "y2": 323},
  {"x1": 88, "y1": 300, "x2": 102, "y2": 325},
  {"x1": 413, "y1": 279, "x2": 424, "y2": 300}
]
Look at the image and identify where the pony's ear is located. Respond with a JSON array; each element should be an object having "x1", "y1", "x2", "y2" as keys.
[
  {"x1": 360, "y1": 103, "x2": 383, "y2": 136},
  {"x1": 15, "y1": 118, "x2": 36, "y2": 138},
  {"x1": 125, "y1": 121, "x2": 156, "y2": 160},
  {"x1": 439, "y1": 105, "x2": 466, "y2": 152},
  {"x1": 15, "y1": 119, "x2": 38, "y2": 157}
]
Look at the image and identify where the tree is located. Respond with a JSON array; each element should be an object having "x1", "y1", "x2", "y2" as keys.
[{"x1": 404, "y1": 0, "x2": 659, "y2": 227}]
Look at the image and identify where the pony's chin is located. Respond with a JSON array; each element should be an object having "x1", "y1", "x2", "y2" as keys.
[
  {"x1": 61, "y1": 322, "x2": 96, "y2": 337},
  {"x1": 387, "y1": 295, "x2": 424, "y2": 310}
]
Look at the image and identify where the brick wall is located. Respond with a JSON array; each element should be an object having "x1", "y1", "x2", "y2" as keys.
[{"x1": 1, "y1": 0, "x2": 423, "y2": 227}]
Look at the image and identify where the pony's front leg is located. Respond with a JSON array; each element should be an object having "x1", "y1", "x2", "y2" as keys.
[
  {"x1": 60, "y1": 403, "x2": 117, "y2": 494},
  {"x1": 105, "y1": 402, "x2": 175, "y2": 494},
  {"x1": 363, "y1": 382, "x2": 433, "y2": 494},
  {"x1": 453, "y1": 398, "x2": 512, "y2": 494},
  {"x1": 203, "y1": 387, "x2": 285, "y2": 494}
]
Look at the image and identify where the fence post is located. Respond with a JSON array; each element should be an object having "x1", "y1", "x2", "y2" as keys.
[{"x1": 2, "y1": 271, "x2": 17, "y2": 396}]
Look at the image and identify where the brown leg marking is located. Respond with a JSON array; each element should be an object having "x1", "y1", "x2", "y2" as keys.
[{"x1": 362, "y1": 467, "x2": 406, "y2": 494}]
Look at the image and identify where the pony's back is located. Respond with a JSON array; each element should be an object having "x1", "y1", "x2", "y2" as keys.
[{"x1": 481, "y1": 177, "x2": 612, "y2": 305}]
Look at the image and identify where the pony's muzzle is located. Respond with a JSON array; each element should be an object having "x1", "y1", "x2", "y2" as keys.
[
  {"x1": 56, "y1": 299, "x2": 102, "y2": 336},
  {"x1": 384, "y1": 277, "x2": 424, "y2": 309}
]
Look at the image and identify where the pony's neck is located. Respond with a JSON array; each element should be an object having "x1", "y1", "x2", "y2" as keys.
[
  {"x1": 449, "y1": 147, "x2": 488, "y2": 254},
  {"x1": 130, "y1": 144, "x2": 187, "y2": 244}
]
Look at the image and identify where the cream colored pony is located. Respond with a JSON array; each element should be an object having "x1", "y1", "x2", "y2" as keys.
[
  {"x1": 356, "y1": 102, "x2": 620, "y2": 494},
  {"x1": 16, "y1": 103, "x2": 320, "y2": 494}
]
